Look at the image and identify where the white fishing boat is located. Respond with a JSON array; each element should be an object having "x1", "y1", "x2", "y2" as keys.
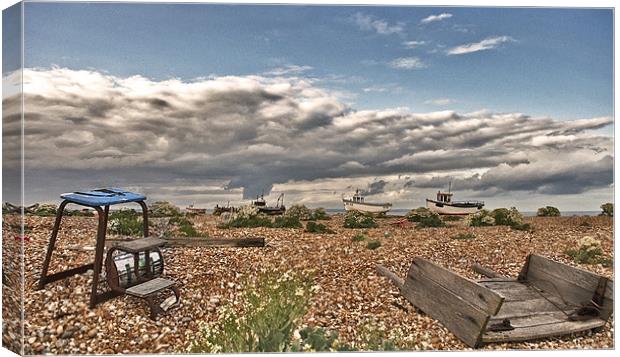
[
  {"x1": 425, "y1": 187, "x2": 484, "y2": 215},
  {"x1": 342, "y1": 189, "x2": 392, "y2": 214}
]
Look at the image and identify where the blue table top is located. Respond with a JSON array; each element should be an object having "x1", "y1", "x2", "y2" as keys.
[{"x1": 60, "y1": 188, "x2": 146, "y2": 206}]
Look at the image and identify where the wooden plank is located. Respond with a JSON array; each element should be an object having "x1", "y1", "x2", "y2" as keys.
[
  {"x1": 112, "y1": 237, "x2": 166, "y2": 253},
  {"x1": 492, "y1": 297, "x2": 572, "y2": 320},
  {"x1": 126, "y1": 277, "x2": 176, "y2": 298},
  {"x1": 472, "y1": 264, "x2": 507, "y2": 279},
  {"x1": 482, "y1": 315, "x2": 606, "y2": 343},
  {"x1": 401, "y1": 272, "x2": 490, "y2": 348},
  {"x1": 525, "y1": 255, "x2": 613, "y2": 321},
  {"x1": 479, "y1": 281, "x2": 567, "y2": 304},
  {"x1": 376, "y1": 265, "x2": 405, "y2": 290},
  {"x1": 408, "y1": 258, "x2": 504, "y2": 315},
  {"x1": 163, "y1": 237, "x2": 265, "y2": 248}
]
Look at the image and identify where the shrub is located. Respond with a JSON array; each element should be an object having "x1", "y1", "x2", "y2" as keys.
[
  {"x1": 351, "y1": 233, "x2": 367, "y2": 242},
  {"x1": 416, "y1": 213, "x2": 446, "y2": 229},
  {"x1": 32, "y1": 204, "x2": 57, "y2": 217},
  {"x1": 537, "y1": 206, "x2": 561, "y2": 217},
  {"x1": 452, "y1": 233, "x2": 475, "y2": 240},
  {"x1": 566, "y1": 236, "x2": 612, "y2": 267},
  {"x1": 273, "y1": 215, "x2": 303, "y2": 228},
  {"x1": 344, "y1": 211, "x2": 378, "y2": 229},
  {"x1": 219, "y1": 205, "x2": 273, "y2": 228},
  {"x1": 311, "y1": 207, "x2": 331, "y2": 220},
  {"x1": 285, "y1": 204, "x2": 313, "y2": 220},
  {"x1": 442, "y1": 215, "x2": 463, "y2": 221},
  {"x1": 406, "y1": 207, "x2": 432, "y2": 222},
  {"x1": 289, "y1": 327, "x2": 350, "y2": 352},
  {"x1": 305, "y1": 221, "x2": 335, "y2": 234},
  {"x1": 467, "y1": 207, "x2": 528, "y2": 230},
  {"x1": 168, "y1": 216, "x2": 207, "y2": 237},
  {"x1": 600, "y1": 203, "x2": 613, "y2": 217},
  {"x1": 150, "y1": 201, "x2": 181, "y2": 217},
  {"x1": 189, "y1": 271, "x2": 313, "y2": 353},
  {"x1": 108, "y1": 209, "x2": 143, "y2": 236},
  {"x1": 366, "y1": 240, "x2": 381, "y2": 250}
]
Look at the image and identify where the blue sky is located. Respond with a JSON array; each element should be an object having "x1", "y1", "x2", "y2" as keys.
[
  {"x1": 21, "y1": 3, "x2": 613, "y2": 121},
  {"x1": 2, "y1": 3, "x2": 614, "y2": 210}
]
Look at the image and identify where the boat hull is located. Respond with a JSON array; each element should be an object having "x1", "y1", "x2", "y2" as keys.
[
  {"x1": 342, "y1": 199, "x2": 392, "y2": 214},
  {"x1": 426, "y1": 199, "x2": 483, "y2": 215}
]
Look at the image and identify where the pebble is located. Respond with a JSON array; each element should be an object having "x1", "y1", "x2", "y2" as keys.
[{"x1": 87, "y1": 328, "x2": 97, "y2": 338}]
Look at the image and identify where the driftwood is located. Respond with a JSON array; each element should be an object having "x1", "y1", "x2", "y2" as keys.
[
  {"x1": 107, "y1": 236, "x2": 265, "y2": 248},
  {"x1": 377, "y1": 254, "x2": 613, "y2": 348}
]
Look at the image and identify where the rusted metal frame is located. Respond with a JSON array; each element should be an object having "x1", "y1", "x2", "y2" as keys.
[
  {"x1": 137, "y1": 200, "x2": 149, "y2": 237},
  {"x1": 41, "y1": 263, "x2": 95, "y2": 286},
  {"x1": 89, "y1": 206, "x2": 108, "y2": 308},
  {"x1": 37, "y1": 200, "x2": 70, "y2": 290}
]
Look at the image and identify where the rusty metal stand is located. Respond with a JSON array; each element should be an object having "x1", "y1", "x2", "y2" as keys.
[{"x1": 37, "y1": 197, "x2": 149, "y2": 308}]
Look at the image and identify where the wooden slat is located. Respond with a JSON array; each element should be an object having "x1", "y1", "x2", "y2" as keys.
[
  {"x1": 112, "y1": 237, "x2": 166, "y2": 253},
  {"x1": 163, "y1": 237, "x2": 265, "y2": 248},
  {"x1": 125, "y1": 278, "x2": 176, "y2": 298},
  {"x1": 479, "y1": 281, "x2": 567, "y2": 304},
  {"x1": 525, "y1": 255, "x2": 613, "y2": 320},
  {"x1": 492, "y1": 298, "x2": 573, "y2": 320},
  {"x1": 408, "y1": 258, "x2": 504, "y2": 315},
  {"x1": 472, "y1": 264, "x2": 507, "y2": 279},
  {"x1": 401, "y1": 272, "x2": 490, "y2": 348},
  {"x1": 376, "y1": 265, "x2": 405, "y2": 290},
  {"x1": 482, "y1": 314, "x2": 606, "y2": 343}
]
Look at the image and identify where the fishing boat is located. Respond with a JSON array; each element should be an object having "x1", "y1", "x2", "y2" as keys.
[
  {"x1": 342, "y1": 189, "x2": 392, "y2": 214},
  {"x1": 425, "y1": 184, "x2": 484, "y2": 215},
  {"x1": 185, "y1": 204, "x2": 206, "y2": 215},
  {"x1": 252, "y1": 193, "x2": 286, "y2": 215},
  {"x1": 213, "y1": 201, "x2": 237, "y2": 216}
]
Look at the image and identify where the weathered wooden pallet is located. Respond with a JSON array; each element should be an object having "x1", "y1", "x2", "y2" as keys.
[{"x1": 377, "y1": 254, "x2": 613, "y2": 348}]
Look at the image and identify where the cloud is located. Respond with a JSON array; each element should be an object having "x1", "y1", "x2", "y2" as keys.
[
  {"x1": 352, "y1": 12, "x2": 404, "y2": 35},
  {"x1": 447, "y1": 36, "x2": 515, "y2": 55},
  {"x1": 264, "y1": 64, "x2": 313, "y2": 76},
  {"x1": 362, "y1": 180, "x2": 388, "y2": 196},
  {"x1": 403, "y1": 40, "x2": 427, "y2": 49},
  {"x1": 420, "y1": 13, "x2": 453, "y2": 25},
  {"x1": 389, "y1": 57, "x2": 427, "y2": 70},
  {"x1": 424, "y1": 98, "x2": 454, "y2": 106},
  {"x1": 3, "y1": 67, "x2": 613, "y2": 205}
]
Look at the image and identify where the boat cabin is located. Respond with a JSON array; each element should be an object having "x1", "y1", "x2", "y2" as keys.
[
  {"x1": 436, "y1": 191, "x2": 453, "y2": 203},
  {"x1": 352, "y1": 189, "x2": 365, "y2": 203},
  {"x1": 252, "y1": 195, "x2": 267, "y2": 207}
]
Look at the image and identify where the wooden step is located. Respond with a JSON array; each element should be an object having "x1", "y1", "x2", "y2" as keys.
[{"x1": 125, "y1": 277, "x2": 176, "y2": 298}]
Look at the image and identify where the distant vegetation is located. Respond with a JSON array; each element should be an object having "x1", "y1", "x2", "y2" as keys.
[
  {"x1": 600, "y1": 203, "x2": 613, "y2": 217},
  {"x1": 343, "y1": 211, "x2": 378, "y2": 229},
  {"x1": 219, "y1": 205, "x2": 302, "y2": 229},
  {"x1": 286, "y1": 205, "x2": 331, "y2": 221},
  {"x1": 305, "y1": 221, "x2": 335, "y2": 234},
  {"x1": 167, "y1": 216, "x2": 208, "y2": 237},
  {"x1": 366, "y1": 240, "x2": 382, "y2": 250},
  {"x1": 566, "y1": 236, "x2": 612, "y2": 267},
  {"x1": 150, "y1": 201, "x2": 181, "y2": 217},
  {"x1": 351, "y1": 233, "x2": 367, "y2": 242},
  {"x1": 406, "y1": 207, "x2": 446, "y2": 228},
  {"x1": 108, "y1": 209, "x2": 144, "y2": 236},
  {"x1": 536, "y1": 206, "x2": 561, "y2": 217},
  {"x1": 451, "y1": 233, "x2": 475, "y2": 240},
  {"x1": 467, "y1": 207, "x2": 531, "y2": 231}
]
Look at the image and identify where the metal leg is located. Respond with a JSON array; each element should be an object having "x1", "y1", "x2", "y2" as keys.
[
  {"x1": 89, "y1": 206, "x2": 107, "y2": 308},
  {"x1": 138, "y1": 200, "x2": 149, "y2": 237},
  {"x1": 37, "y1": 200, "x2": 69, "y2": 289}
]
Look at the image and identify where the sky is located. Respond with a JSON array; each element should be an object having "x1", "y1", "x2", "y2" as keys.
[{"x1": 1, "y1": 2, "x2": 615, "y2": 211}]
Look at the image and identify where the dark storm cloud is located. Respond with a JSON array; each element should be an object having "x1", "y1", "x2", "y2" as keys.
[
  {"x1": 362, "y1": 180, "x2": 387, "y2": 196},
  {"x1": 3, "y1": 67, "x2": 613, "y2": 202}
]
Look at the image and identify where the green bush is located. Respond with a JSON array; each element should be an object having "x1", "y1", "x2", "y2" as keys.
[
  {"x1": 442, "y1": 215, "x2": 463, "y2": 221},
  {"x1": 344, "y1": 211, "x2": 378, "y2": 229},
  {"x1": 406, "y1": 207, "x2": 432, "y2": 222},
  {"x1": 416, "y1": 213, "x2": 446, "y2": 229},
  {"x1": 168, "y1": 216, "x2": 207, "y2": 237},
  {"x1": 452, "y1": 233, "x2": 475, "y2": 240},
  {"x1": 600, "y1": 203, "x2": 613, "y2": 217},
  {"x1": 311, "y1": 207, "x2": 331, "y2": 220},
  {"x1": 366, "y1": 240, "x2": 381, "y2": 250},
  {"x1": 536, "y1": 206, "x2": 561, "y2": 217},
  {"x1": 150, "y1": 201, "x2": 181, "y2": 217},
  {"x1": 305, "y1": 221, "x2": 335, "y2": 234},
  {"x1": 273, "y1": 215, "x2": 303, "y2": 228},
  {"x1": 108, "y1": 209, "x2": 143, "y2": 236},
  {"x1": 285, "y1": 204, "x2": 313, "y2": 220},
  {"x1": 223, "y1": 215, "x2": 273, "y2": 228},
  {"x1": 566, "y1": 236, "x2": 612, "y2": 267},
  {"x1": 352, "y1": 233, "x2": 367, "y2": 242},
  {"x1": 189, "y1": 271, "x2": 313, "y2": 353},
  {"x1": 32, "y1": 204, "x2": 57, "y2": 217},
  {"x1": 468, "y1": 207, "x2": 529, "y2": 231}
]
